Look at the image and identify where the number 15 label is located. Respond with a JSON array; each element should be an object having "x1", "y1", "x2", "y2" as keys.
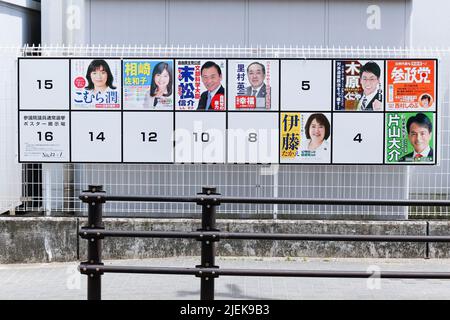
[{"x1": 19, "y1": 59, "x2": 69, "y2": 110}]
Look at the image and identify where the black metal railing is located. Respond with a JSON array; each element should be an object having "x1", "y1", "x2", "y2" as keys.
[{"x1": 78, "y1": 184, "x2": 450, "y2": 300}]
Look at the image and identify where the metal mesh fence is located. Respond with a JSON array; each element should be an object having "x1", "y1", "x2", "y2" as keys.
[{"x1": 2, "y1": 45, "x2": 449, "y2": 219}]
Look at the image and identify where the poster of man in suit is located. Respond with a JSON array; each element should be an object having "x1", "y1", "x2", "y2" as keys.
[
  {"x1": 334, "y1": 59, "x2": 384, "y2": 111},
  {"x1": 228, "y1": 60, "x2": 279, "y2": 111},
  {"x1": 175, "y1": 59, "x2": 226, "y2": 111},
  {"x1": 385, "y1": 112, "x2": 435, "y2": 164}
]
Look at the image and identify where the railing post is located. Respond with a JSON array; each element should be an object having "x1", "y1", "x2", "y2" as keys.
[
  {"x1": 79, "y1": 184, "x2": 105, "y2": 300},
  {"x1": 196, "y1": 186, "x2": 221, "y2": 300}
]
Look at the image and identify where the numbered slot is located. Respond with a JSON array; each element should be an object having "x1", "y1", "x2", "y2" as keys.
[
  {"x1": 19, "y1": 59, "x2": 69, "y2": 110},
  {"x1": 19, "y1": 111, "x2": 70, "y2": 162},
  {"x1": 281, "y1": 60, "x2": 332, "y2": 111},
  {"x1": 227, "y1": 113, "x2": 278, "y2": 163},
  {"x1": 174, "y1": 113, "x2": 226, "y2": 163},
  {"x1": 123, "y1": 112, "x2": 174, "y2": 163},
  {"x1": 71, "y1": 112, "x2": 121, "y2": 162},
  {"x1": 332, "y1": 113, "x2": 383, "y2": 163}
]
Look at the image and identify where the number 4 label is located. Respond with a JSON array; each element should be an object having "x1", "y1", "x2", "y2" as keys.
[{"x1": 353, "y1": 133, "x2": 362, "y2": 143}]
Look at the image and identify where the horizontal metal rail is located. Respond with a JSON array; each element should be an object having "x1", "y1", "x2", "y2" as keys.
[
  {"x1": 79, "y1": 229, "x2": 450, "y2": 243},
  {"x1": 80, "y1": 265, "x2": 450, "y2": 279},
  {"x1": 80, "y1": 192, "x2": 450, "y2": 207}
]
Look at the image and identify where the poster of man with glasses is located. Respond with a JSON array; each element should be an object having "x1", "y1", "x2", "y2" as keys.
[{"x1": 334, "y1": 60, "x2": 384, "y2": 111}]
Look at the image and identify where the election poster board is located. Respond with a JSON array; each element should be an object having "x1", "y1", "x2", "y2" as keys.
[{"x1": 18, "y1": 57, "x2": 438, "y2": 165}]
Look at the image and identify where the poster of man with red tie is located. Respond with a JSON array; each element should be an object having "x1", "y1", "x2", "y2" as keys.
[
  {"x1": 385, "y1": 112, "x2": 435, "y2": 164},
  {"x1": 175, "y1": 59, "x2": 226, "y2": 111}
]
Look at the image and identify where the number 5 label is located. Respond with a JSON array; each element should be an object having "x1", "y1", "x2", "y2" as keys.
[{"x1": 281, "y1": 60, "x2": 332, "y2": 111}]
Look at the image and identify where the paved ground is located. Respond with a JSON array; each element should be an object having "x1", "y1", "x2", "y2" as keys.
[{"x1": 1, "y1": 257, "x2": 450, "y2": 300}]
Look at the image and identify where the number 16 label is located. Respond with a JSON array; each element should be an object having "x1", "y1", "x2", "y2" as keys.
[{"x1": 19, "y1": 111, "x2": 70, "y2": 162}]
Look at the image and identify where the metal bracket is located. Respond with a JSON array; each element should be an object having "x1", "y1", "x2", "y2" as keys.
[
  {"x1": 195, "y1": 231, "x2": 220, "y2": 242},
  {"x1": 78, "y1": 262, "x2": 104, "y2": 276},
  {"x1": 79, "y1": 227, "x2": 105, "y2": 240},
  {"x1": 79, "y1": 192, "x2": 106, "y2": 204},
  {"x1": 195, "y1": 266, "x2": 219, "y2": 279},
  {"x1": 195, "y1": 196, "x2": 221, "y2": 206}
]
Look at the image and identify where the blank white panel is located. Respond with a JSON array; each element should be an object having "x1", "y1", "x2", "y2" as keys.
[
  {"x1": 71, "y1": 112, "x2": 122, "y2": 162},
  {"x1": 123, "y1": 112, "x2": 174, "y2": 163},
  {"x1": 333, "y1": 113, "x2": 384, "y2": 164},
  {"x1": 227, "y1": 112, "x2": 278, "y2": 164},
  {"x1": 19, "y1": 59, "x2": 69, "y2": 110},
  {"x1": 175, "y1": 112, "x2": 226, "y2": 163},
  {"x1": 281, "y1": 60, "x2": 332, "y2": 111}
]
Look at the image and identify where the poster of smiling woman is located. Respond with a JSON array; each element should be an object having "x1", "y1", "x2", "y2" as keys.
[
  {"x1": 71, "y1": 59, "x2": 121, "y2": 109},
  {"x1": 280, "y1": 112, "x2": 332, "y2": 163}
]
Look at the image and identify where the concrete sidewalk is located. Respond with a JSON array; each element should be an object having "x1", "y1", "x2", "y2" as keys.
[{"x1": 1, "y1": 257, "x2": 450, "y2": 300}]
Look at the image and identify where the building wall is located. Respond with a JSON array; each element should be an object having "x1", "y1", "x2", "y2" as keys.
[
  {"x1": 0, "y1": 0, "x2": 41, "y2": 46},
  {"x1": 86, "y1": 0, "x2": 410, "y2": 47},
  {"x1": 0, "y1": 0, "x2": 40, "y2": 214}
]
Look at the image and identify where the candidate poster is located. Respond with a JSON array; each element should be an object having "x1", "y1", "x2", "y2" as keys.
[
  {"x1": 385, "y1": 112, "x2": 435, "y2": 164},
  {"x1": 228, "y1": 60, "x2": 279, "y2": 111},
  {"x1": 334, "y1": 60, "x2": 384, "y2": 111},
  {"x1": 123, "y1": 59, "x2": 174, "y2": 110},
  {"x1": 280, "y1": 112, "x2": 331, "y2": 163},
  {"x1": 175, "y1": 59, "x2": 226, "y2": 111},
  {"x1": 386, "y1": 60, "x2": 436, "y2": 112},
  {"x1": 71, "y1": 59, "x2": 121, "y2": 109}
]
